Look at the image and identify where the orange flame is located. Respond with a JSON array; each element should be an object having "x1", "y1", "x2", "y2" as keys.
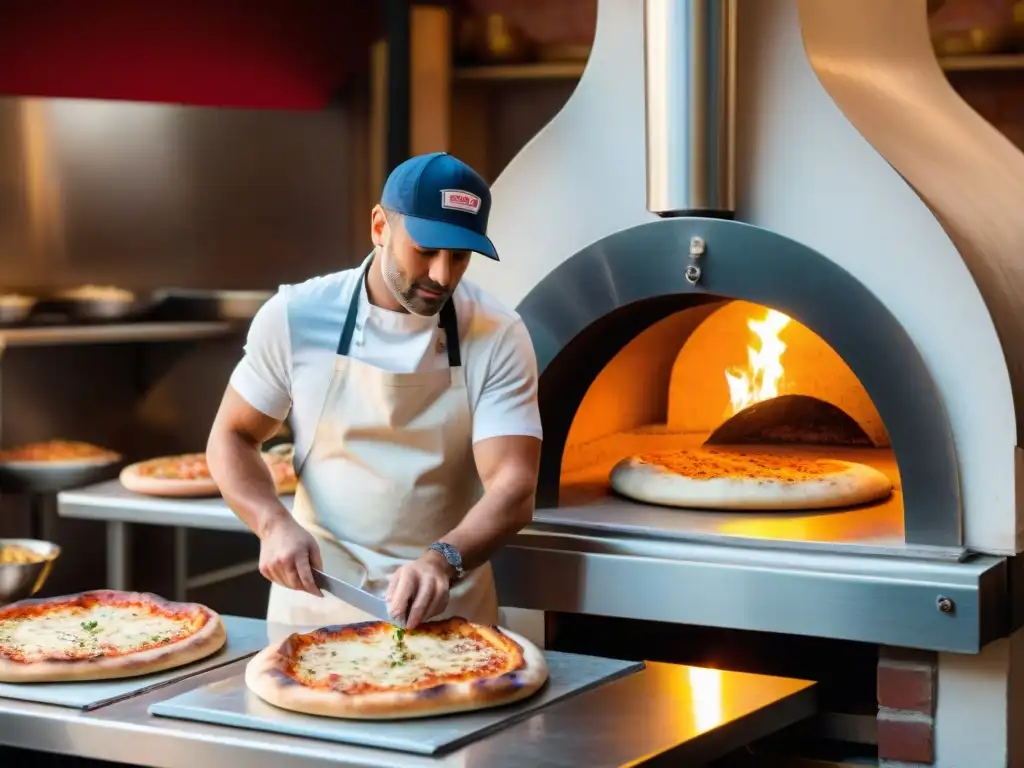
[{"x1": 724, "y1": 308, "x2": 792, "y2": 415}]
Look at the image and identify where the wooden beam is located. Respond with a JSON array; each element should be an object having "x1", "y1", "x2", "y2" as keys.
[
  {"x1": 369, "y1": 39, "x2": 389, "y2": 199},
  {"x1": 409, "y1": 5, "x2": 452, "y2": 155}
]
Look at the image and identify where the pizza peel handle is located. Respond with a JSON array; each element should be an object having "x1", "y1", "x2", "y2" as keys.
[{"x1": 312, "y1": 569, "x2": 402, "y2": 626}]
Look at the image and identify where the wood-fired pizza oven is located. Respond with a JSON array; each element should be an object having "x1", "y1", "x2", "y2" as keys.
[
  {"x1": 470, "y1": 0, "x2": 1024, "y2": 560},
  {"x1": 471, "y1": 0, "x2": 1024, "y2": 764}
]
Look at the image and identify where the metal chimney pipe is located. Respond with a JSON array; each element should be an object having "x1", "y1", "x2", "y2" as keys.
[{"x1": 644, "y1": 0, "x2": 737, "y2": 217}]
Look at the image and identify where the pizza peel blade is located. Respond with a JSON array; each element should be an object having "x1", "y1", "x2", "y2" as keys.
[{"x1": 312, "y1": 568, "x2": 402, "y2": 627}]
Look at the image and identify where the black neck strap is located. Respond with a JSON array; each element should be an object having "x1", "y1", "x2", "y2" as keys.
[{"x1": 336, "y1": 258, "x2": 461, "y2": 367}]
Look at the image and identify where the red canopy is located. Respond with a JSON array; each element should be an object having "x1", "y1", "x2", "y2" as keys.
[{"x1": 0, "y1": 0, "x2": 381, "y2": 110}]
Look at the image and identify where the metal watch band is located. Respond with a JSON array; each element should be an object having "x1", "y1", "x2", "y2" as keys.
[{"x1": 428, "y1": 541, "x2": 464, "y2": 580}]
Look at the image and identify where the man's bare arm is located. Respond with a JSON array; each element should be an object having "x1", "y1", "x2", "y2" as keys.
[
  {"x1": 432, "y1": 435, "x2": 541, "y2": 572},
  {"x1": 206, "y1": 386, "x2": 289, "y2": 538},
  {"x1": 208, "y1": 387, "x2": 322, "y2": 595}
]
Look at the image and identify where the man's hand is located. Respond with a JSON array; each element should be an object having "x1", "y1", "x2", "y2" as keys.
[
  {"x1": 386, "y1": 550, "x2": 453, "y2": 629},
  {"x1": 259, "y1": 513, "x2": 324, "y2": 597}
]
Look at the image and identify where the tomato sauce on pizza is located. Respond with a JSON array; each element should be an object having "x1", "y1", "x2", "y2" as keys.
[
  {"x1": 246, "y1": 617, "x2": 549, "y2": 719},
  {"x1": 131, "y1": 453, "x2": 211, "y2": 481},
  {"x1": 283, "y1": 618, "x2": 525, "y2": 694},
  {"x1": 0, "y1": 590, "x2": 226, "y2": 682},
  {"x1": 0, "y1": 440, "x2": 119, "y2": 463}
]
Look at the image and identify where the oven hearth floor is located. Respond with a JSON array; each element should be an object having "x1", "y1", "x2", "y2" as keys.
[{"x1": 541, "y1": 428, "x2": 960, "y2": 561}]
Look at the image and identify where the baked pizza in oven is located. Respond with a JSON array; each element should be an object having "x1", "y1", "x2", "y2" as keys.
[
  {"x1": 245, "y1": 617, "x2": 549, "y2": 719},
  {"x1": 0, "y1": 590, "x2": 226, "y2": 683},
  {"x1": 610, "y1": 447, "x2": 893, "y2": 510}
]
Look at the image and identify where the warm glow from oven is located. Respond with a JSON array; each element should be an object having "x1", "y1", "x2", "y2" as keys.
[
  {"x1": 724, "y1": 308, "x2": 792, "y2": 415},
  {"x1": 687, "y1": 666, "x2": 724, "y2": 732}
]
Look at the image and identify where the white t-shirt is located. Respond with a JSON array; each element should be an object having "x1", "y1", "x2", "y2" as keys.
[{"x1": 229, "y1": 264, "x2": 544, "y2": 467}]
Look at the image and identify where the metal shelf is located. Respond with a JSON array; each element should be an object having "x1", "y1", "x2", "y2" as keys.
[
  {"x1": 0, "y1": 321, "x2": 236, "y2": 348},
  {"x1": 940, "y1": 53, "x2": 1024, "y2": 71},
  {"x1": 454, "y1": 61, "x2": 586, "y2": 81},
  {"x1": 454, "y1": 54, "x2": 1024, "y2": 79}
]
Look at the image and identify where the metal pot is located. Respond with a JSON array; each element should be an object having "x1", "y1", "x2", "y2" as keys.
[{"x1": 154, "y1": 289, "x2": 273, "y2": 322}]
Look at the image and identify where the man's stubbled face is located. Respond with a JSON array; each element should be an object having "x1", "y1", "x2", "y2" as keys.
[{"x1": 379, "y1": 215, "x2": 471, "y2": 317}]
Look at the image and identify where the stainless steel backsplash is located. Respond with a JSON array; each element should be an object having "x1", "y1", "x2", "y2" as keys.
[{"x1": 0, "y1": 97, "x2": 368, "y2": 293}]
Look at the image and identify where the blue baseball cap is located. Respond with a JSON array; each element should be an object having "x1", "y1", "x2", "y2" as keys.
[{"x1": 381, "y1": 152, "x2": 499, "y2": 261}]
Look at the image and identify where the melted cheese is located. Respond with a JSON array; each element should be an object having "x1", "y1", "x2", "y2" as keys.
[
  {"x1": 298, "y1": 631, "x2": 500, "y2": 689},
  {"x1": 0, "y1": 606, "x2": 188, "y2": 660}
]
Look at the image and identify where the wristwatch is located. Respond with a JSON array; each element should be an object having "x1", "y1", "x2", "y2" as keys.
[{"x1": 428, "y1": 541, "x2": 465, "y2": 581}]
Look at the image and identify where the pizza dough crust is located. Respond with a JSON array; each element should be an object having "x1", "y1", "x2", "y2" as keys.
[
  {"x1": 119, "y1": 466, "x2": 220, "y2": 497},
  {"x1": 262, "y1": 445, "x2": 298, "y2": 495},
  {"x1": 120, "y1": 450, "x2": 296, "y2": 497},
  {"x1": 245, "y1": 620, "x2": 549, "y2": 720},
  {"x1": 610, "y1": 448, "x2": 893, "y2": 510},
  {"x1": 0, "y1": 590, "x2": 227, "y2": 683}
]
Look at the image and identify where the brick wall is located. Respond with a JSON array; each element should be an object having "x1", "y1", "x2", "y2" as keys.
[{"x1": 878, "y1": 647, "x2": 939, "y2": 765}]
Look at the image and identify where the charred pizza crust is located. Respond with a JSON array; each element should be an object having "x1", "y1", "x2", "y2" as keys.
[
  {"x1": 610, "y1": 448, "x2": 893, "y2": 510},
  {"x1": 245, "y1": 617, "x2": 549, "y2": 719},
  {"x1": 0, "y1": 590, "x2": 227, "y2": 683}
]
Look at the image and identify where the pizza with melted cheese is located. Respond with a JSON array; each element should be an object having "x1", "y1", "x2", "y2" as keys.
[
  {"x1": 245, "y1": 617, "x2": 549, "y2": 719},
  {"x1": 119, "y1": 448, "x2": 296, "y2": 498},
  {"x1": 0, "y1": 440, "x2": 120, "y2": 464},
  {"x1": 610, "y1": 447, "x2": 893, "y2": 510},
  {"x1": 0, "y1": 590, "x2": 227, "y2": 682},
  {"x1": 119, "y1": 453, "x2": 218, "y2": 497}
]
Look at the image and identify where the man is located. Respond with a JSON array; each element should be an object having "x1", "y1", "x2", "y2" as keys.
[{"x1": 207, "y1": 152, "x2": 542, "y2": 631}]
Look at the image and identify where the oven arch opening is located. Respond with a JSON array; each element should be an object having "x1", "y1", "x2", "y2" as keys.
[{"x1": 515, "y1": 217, "x2": 961, "y2": 549}]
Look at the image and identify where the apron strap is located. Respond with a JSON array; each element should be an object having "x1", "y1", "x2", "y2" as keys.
[
  {"x1": 336, "y1": 257, "x2": 462, "y2": 367},
  {"x1": 438, "y1": 296, "x2": 461, "y2": 367},
  {"x1": 336, "y1": 265, "x2": 365, "y2": 356}
]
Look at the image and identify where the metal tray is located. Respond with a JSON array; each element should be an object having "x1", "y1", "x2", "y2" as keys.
[
  {"x1": 149, "y1": 651, "x2": 645, "y2": 756},
  {"x1": 0, "y1": 615, "x2": 267, "y2": 710}
]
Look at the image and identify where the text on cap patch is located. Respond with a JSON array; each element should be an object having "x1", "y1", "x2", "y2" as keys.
[{"x1": 441, "y1": 189, "x2": 481, "y2": 214}]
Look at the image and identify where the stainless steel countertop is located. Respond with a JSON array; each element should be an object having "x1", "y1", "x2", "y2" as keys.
[
  {"x1": 59, "y1": 480, "x2": 261, "y2": 531},
  {"x1": 52, "y1": 479, "x2": 956, "y2": 559},
  {"x1": 0, "y1": 658, "x2": 816, "y2": 767},
  {"x1": 0, "y1": 321, "x2": 234, "y2": 348},
  {"x1": 56, "y1": 480, "x2": 1012, "y2": 653}
]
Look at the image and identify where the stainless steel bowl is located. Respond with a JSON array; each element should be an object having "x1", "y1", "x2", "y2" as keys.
[
  {"x1": 0, "y1": 296, "x2": 37, "y2": 326},
  {"x1": 0, "y1": 539, "x2": 60, "y2": 606}
]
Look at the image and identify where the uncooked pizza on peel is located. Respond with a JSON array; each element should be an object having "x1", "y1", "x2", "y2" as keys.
[
  {"x1": 0, "y1": 590, "x2": 226, "y2": 683},
  {"x1": 610, "y1": 447, "x2": 893, "y2": 510},
  {"x1": 119, "y1": 445, "x2": 297, "y2": 498},
  {"x1": 246, "y1": 617, "x2": 549, "y2": 719}
]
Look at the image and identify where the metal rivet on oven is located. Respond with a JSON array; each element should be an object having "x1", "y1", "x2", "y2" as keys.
[
  {"x1": 936, "y1": 596, "x2": 955, "y2": 614},
  {"x1": 684, "y1": 264, "x2": 702, "y2": 285},
  {"x1": 689, "y1": 237, "x2": 706, "y2": 257}
]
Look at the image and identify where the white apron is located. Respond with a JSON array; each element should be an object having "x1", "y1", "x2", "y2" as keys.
[{"x1": 266, "y1": 258, "x2": 499, "y2": 630}]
